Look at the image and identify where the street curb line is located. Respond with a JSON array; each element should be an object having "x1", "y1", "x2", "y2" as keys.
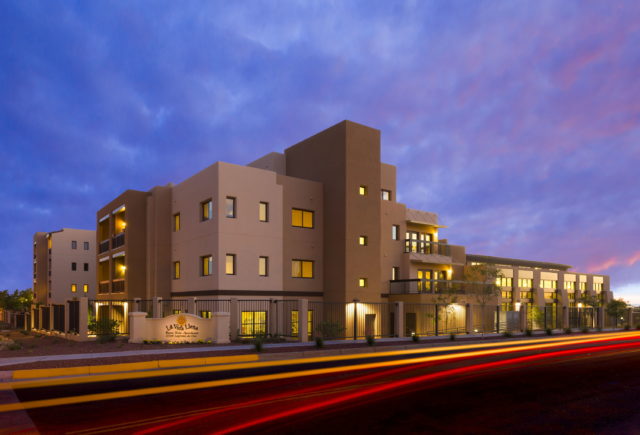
[{"x1": 11, "y1": 354, "x2": 258, "y2": 380}]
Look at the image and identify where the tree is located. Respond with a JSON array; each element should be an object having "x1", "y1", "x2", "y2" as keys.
[
  {"x1": 0, "y1": 289, "x2": 34, "y2": 312},
  {"x1": 605, "y1": 299, "x2": 628, "y2": 328},
  {"x1": 579, "y1": 293, "x2": 601, "y2": 308},
  {"x1": 463, "y1": 264, "x2": 502, "y2": 334}
]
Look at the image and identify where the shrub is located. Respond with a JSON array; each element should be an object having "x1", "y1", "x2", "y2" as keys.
[
  {"x1": 449, "y1": 333, "x2": 456, "y2": 341},
  {"x1": 366, "y1": 335, "x2": 375, "y2": 346},
  {"x1": 315, "y1": 322, "x2": 346, "y2": 340},
  {"x1": 564, "y1": 328, "x2": 572, "y2": 334},
  {"x1": 411, "y1": 334, "x2": 419, "y2": 343},
  {"x1": 19, "y1": 329, "x2": 30, "y2": 335},
  {"x1": 624, "y1": 324, "x2": 630, "y2": 331},
  {"x1": 8, "y1": 343, "x2": 22, "y2": 351},
  {"x1": 252, "y1": 334, "x2": 266, "y2": 352},
  {"x1": 636, "y1": 324, "x2": 640, "y2": 330},
  {"x1": 545, "y1": 328, "x2": 553, "y2": 336},
  {"x1": 581, "y1": 327, "x2": 589, "y2": 334},
  {"x1": 314, "y1": 336, "x2": 324, "y2": 348},
  {"x1": 503, "y1": 331, "x2": 513, "y2": 338},
  {"x1": 88, "y1": 318, "x2": 120, "y2": 343},
  {"x1": 525, "y1": 329, "x2": 533, "y2": 337}
]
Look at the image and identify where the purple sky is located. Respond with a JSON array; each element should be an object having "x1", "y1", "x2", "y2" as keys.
[{"x1": 2, "y1": 1, "x2": 639, "y2": 302}]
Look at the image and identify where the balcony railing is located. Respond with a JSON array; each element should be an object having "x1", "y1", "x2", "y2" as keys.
[
  {"x1": 389, "y1": 279, "x2": 494, "y2": 295},
  {"x1": 99, "y1": 240, "x2": 110, "y2": 254},
  {"x1": 112, "y1": 233, "x2": 125, "y2": 249},
  {"x1": 112, "y1": 280, "x2": 125, "y2": 293},
  {"x1": 98, "y1": 281, "x2": 110, "y2": 293},
  {"x1": 404, "y1": 240, "x2": 451, "y2": 256}
]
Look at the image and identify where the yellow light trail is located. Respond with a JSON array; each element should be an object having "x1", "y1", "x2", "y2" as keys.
[{"x1": 0, "y1": 331, "x2": 638, "y2": 413}]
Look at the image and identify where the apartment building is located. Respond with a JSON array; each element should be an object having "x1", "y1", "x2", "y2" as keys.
[
  {"x1": 94, "y1": 120, "x2": 612, "y2": 313},
  {"x1": 33, "y1": 229, "x2": 96, "y2": 305}
]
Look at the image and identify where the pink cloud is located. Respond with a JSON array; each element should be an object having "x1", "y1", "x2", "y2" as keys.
[{"x1": 588, "y1": 251, "x2": 640, "y2": 273}]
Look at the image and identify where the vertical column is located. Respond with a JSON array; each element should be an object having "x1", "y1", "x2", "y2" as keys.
[
  {"x1": 64, "y1": 301, "x2": 70, "y2": 335},
  {"x1": 396, "y1": 301, "x2": 405, "y2": 338},
  {"x1": 134, "y1": 298, "x2": 141, "y2": 313},
  {"x1": 269, "y1": 300, "x2": 278, "y2": 337},
  {"x1": 48, "y1": 306, "x2": 54, "y2": 331},
  {"x1": 519, "y1": 303, "x2": 527, "y2": 332},
  {"x1": 153, "y1": 297, "x2": 161, "y2": 318},
  {"x1": 627, "y1": 307, "x2": 633, "y2": 328},
  {"x1": 597, "y1": 306, "x2": 605, "y2": 329},
  {"x1": 465, "y1": 303, "x2": 473, "y2": 334},
  {"x1": 298, "y1": 299, "x2": 309, "y2": 342},
  {"x1": 79, "y1": 297, "x2": 89, "y2": 341},
  {"x1": 230, "y1": 298, "x2": 239, "y2": 341},
  {"x1": 188, "y1": 297, "x2": 196, "y2": 315},
  {"x1": 562, "y1": 306, "x2": 569, "y2": 330}
]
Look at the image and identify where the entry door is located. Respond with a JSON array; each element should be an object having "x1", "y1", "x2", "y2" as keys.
[{"x1": 418, "y1": 270, "x2": 432, "y2": 292}]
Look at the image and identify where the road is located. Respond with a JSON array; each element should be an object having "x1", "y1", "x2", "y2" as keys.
[{"x1": 2, "y1": 331, "x2": 640, "y2": 434}]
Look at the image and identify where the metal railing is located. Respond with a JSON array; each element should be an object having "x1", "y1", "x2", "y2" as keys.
[
  {"x1": 112, "y1": 233, "x2": 125, "y2": 249},
  {"x1": 389, "y1": 279, "x2": 492, "y2": 295},
  {"x1": 98, "y1": 240, "x2": 110, "y2": 254},
  {"x1": 52, "y1": 304, "x2": 65, "y2": 332},
  {"x1": 68, "y1": 300, "x2": 80, "y2": 333},
  {"x1": 195, "y1": 300, "x2": 231, "y2": 316},
  {"x1": 404, "y1": 239, "x2": 451, "y2": 256},
  {"x1": 161, "y1": 299, "x2": 189, "y2": 316},
  {"x1": 89, "y1": 300, "x2": 131, "y2": 335}
]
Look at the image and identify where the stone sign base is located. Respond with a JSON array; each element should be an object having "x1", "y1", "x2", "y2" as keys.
[{"x1": 129, "y1": 312, "x2": 230, "y2": 344}]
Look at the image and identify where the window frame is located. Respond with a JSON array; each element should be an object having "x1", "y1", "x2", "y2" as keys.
[
  {"x1": 225, "y1": 254, "x2": 236, "y2": 275},
  {"x1": 71, "y1": 240, "x2": 77, "y2": 249},
  {"x1": 358, "y1": 235, "x2": 368, "y2": 246},
  {"x1": 392, "y1": 225, "x2": 400, "y2": 240},
  {"x1": 359, "y1": 185, "x2": 368, "y2": 196},
  {"x1": 201, "y1": 255, "x2": 213, "y2": 276},
  {"x1": 291, "y1": 208, "x2": 314, "y2": 229},
  {"x1": 225, "y1": 197, "x2": 236, "y2": 219},
  {"x1": 83, "y1": 241, "x2": 90, "y2": 250},
  {"x1": 173, "y1": 261, "x2": 181, "y2": 279},
  {"x1": 381, "y1": 189, "x2": 391, "y2": 201},
  {"x1": 259, "y1": 202, "x2": 269, "y2": 222},
  {"x1": 200, "y1": 199, "x2": 213, "y2": 221},
  {"x1": 291, "y1": 259, "x2": 314, "y2": 279},
  {"x1": 71, "y1": 283, "x2": 77, "y2": 293},
  {"x1": 173, "y1": 213, "x2": 181, "y2": 231},
  {"x1": 71, "y1": 262, "x2": 77, "y2": 271},
  {"x1": 258, "y1": 256, "x2": 269, "y2": 277}
]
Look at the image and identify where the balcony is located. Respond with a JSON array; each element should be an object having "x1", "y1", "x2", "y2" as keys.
[
  {"x1": 112, "y1": 280, "x2": 125, "y2": 293},
  {"x1": 404, "y1": 240, "x2": 451, "y2": 265},
  {"x1": 99, "y1": 239, "x2": 110, "y2": 254},
  {"x1": 112, "y1": 233, "x2": 125, "y2": 249},
  {"x1": 98, "y1": 281, "x2": 110, "y2": 294},
  {"x1": 389, "y1": 279, "x2": 493, "y2": 295}
]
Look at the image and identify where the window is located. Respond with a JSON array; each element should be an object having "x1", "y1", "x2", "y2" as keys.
[
  {"x1": 173, "y1": 261, "x2": 181, "y2": 279},
  {"x1": 226, "y1": 254, "x2": 236, "y2": 275},
  {"x1": 358, "y1": 236, "x2": 368, "y2": 246},
  {"x1": 381, "y1": 190, "x2": 391, "y2": 201},
  {"x1": 496, "y1": 277, "x2": 513, "y2": 287},
  {"x1": 259, "y1": 256, "x2": 268, "y2": 277},
  {"x1": 113, "y1": 255, "x2": 126, "y2": 279},
  {"x1": 564, "y1": 281, "x2": 576, "y2": 290},
  {"x1": 71, "y1": 262, "x2": 77, "y2": 271},
  {"x1": 541, "y1": 280, "x2": 557, "y2": 289},
  {"x1": 292, "y1": 208, "x2": 314, "y2": 228},
  {"x1": 225, "y1": 197, "x2": 236, "y2": 218},
  {"x1": 579, "y1": 282, "x2": 587, "y2": 291},
  {"x1": 392, "y1": 266, "x2": 400, "y2": 281},
  {"x1": 71, "y1": 284, "x2": 77, "y2": 293},
  {"x1": 594, "y1": 282, "x2": 603, "y2": 292},
  {"x1": 359, "y1": 278, "x2": 368, "y2": 287},
  {"x1": 83, "y1": 284, "x2": 88, "y2": 293},
  {"x1": 292, "y1": 260, "x2": 314, "y2": 278},
  {"x1": 201, "y1": 200, "x2": 212, "y2": 221},
  {"x1": 201, "y1": 255, "x2": 213, "y2": 276},
  {"x1": 259, "y1": 202, "x2": 269, "y2": 222},
  {"x1": 84, "y1": 263, "x2": 89, "y2": 271},
  {"x1": 173, "y1": 213, "x2": 181, "y2": 231},
  {"x1": 359, "y1": 185, "x2": 367, "y2": 196},
  {"x1": 392, "y1": 225, "x2": 400, "y2": 240},
  {"x1": 520, "y1": 290, "x2": 533, "y2": 299},
  {"x1": 291, "y1": 310, "x2": 299, "y2": 337},
  {"x1": 201, "y1": 311, "x2": 212, "y2": 319},
  {"x1": 241, "y1": 311, "x2": 266, "y2": 336},
  {"x1": 501, "y1": 291, "x2": 512, "y2": 299},
  {"x1": 518, "y1": 278, "x2": 533, "y2": 288},
  {"x1": 71, "y1": 241, "x2": 77, "y2": 249},
  {"x1": 83, "y1": 241, "x2": 89, "y2": 250}
]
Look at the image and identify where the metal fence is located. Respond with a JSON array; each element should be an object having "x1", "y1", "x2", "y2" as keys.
[
  {"x1": 526, "y1": 305, "x2": 558, "y2": 330},
  {"x1": 41, "y1": 306, "x2": 50, "y2": 331},
  {"x1": 68, "y1": 300, "x2": 80, "y2": 333},
  {"x1": 568, "y1": 307, "x2": 596, "y2": 329},
  {"x1": 136, "y1": 299, "x2": 154, "y2": 317},
  {"x1": 89, "y1": 300, "x2": 131, "y2": 335},
  {"x1": 161, "y1": 299, "x2": 190, "y2": 316},
  {"x1": 195, "y1": 300, "x2": 231, "y2": 318},
  {"x1": 52, "y1": 304, "x2": 65, "y2": 333},
  {"x1": 237, "y1": 299, "x2": 272, "y2": 337}
]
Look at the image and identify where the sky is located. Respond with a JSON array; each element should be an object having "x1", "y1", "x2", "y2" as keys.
[{"x1": 1, "y1": 1, "x2": 639, "y2": 302}]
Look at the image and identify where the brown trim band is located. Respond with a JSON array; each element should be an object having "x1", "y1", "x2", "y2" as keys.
[{"x1": 170, "y1": 290, "x2": 324, "y2": 297}]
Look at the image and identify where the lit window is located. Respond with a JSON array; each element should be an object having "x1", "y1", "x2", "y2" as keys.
[
  {"x1": 201, "y1": 311, "x2": 212, "y2": 319},
  {"x1": 201, "y1": 255, "x2": 213, "y2": 276},
  {"x1": 359, "y1": 185, "x2": 367, "y2": 196},
  {"x1": 496, "y1": 277, "x2": 513, "y2": 287},
  {"x1": 259, "y1": 256, "x2": 268, "y2": 277},
  {"x1": 381, "y1": 190, "x2": 391, "y2": 201},
  {"x1": 114, "y1": 209, "x2": 127, "y2": 233},
  {"x1": 241, "y1": 311, "x2": 266, "y2": 336},
  {"x1": 392, "y1": 225, "x2": 400, "y2": 240},
  {"x1": 259, "y1": 202, "x2": 269, "y2": 222},
  {"x1": 84, "y1": 263, "x2": 89, "y2": 271},
  {"x1": 71, "y1": 241, "x2": 77, "y2": 249},
  {"x1": 71, "y1": 262, "x2": 77, "y2": 271},
  {"x1": 201, "y1": 200, "x2": 212, "y2": 221},
  {"x1": 71, "y1": 284, "x2": 77, "y2": 293},
  {"x1": 291, "y1": 310, "x2": 299, "y2": 337},
  {"x1": 174, "y1": 213, "x2": 181, "y2": 231},
  {"x1": 358, "y1": 236, "x2": 368, "y2": 246},
  {"x1": 83, "y1": 284, "x2": 88, "y2": 293},
  {"x1": 292, "y1": 260, "x2": 314, "y2": 278},
  {"x1": 83, "y1": 241, "x2": 90, "y2": 250},
  {"x1": 359, "y1": 278, "x2": 367, "y2": 287},
  {"x1": 392, "y1": 267, "x2": 399, "y2": 281},
  {"x1": 292, "y1": 208, "x2": 314, "y2": 228},
  {"x1": 518, "y1": 278, "x2": 532, "y2": 288},
  {"x1": 226, "y1": 254, "x2": 236, "y2": 275},
  {"x1": 173, "y1": 261, "x2": 180, "y2": 279},
  {"x1": 579, "y1": 282, "x2": 587, "y2": 291},
  {"x1": 225, "y1": 197, "x2": 236, "y2": 218},
  {"x1": 113, "y1": 256, "x2": 126, "y2": 279}
]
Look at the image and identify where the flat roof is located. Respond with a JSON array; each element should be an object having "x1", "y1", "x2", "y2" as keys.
[{"x1": 466, "y1": 254, "x2": 572, "y2": 271}]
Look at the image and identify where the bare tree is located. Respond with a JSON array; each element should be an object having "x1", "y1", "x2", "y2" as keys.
[{"x1": 463, "y1": 264, "x2": 501, "y2": 334}]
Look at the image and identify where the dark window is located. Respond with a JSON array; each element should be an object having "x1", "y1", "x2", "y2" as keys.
[
  {"x1": 71, "y1": 262, "x2": 77, "y2": 271},
  {"x1": 225, "y1": 197, "x2": 236, "y2": 218},
  {"x1": 71, "y1": 241, "x2": 77, "y2": 249},
  {"x1": 83, "y1": 263, "x2": 89, "y2": 271},
  {"x1": 83, "y1": 241, "x2": 89, "y2": 250}
]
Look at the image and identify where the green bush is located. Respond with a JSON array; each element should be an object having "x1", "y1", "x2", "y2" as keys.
[
  {"x1": 624, "y1": 324, "x2": 630, "y2": 331},
  {"x1": 252, "y1": 334, "x2": 266, "y2": 352},
  {"x1": 314, "y1": 336, "x2": 324, "y2": 348},
  {"x1": 366, "y1": 335, "x2": 375, "y2": 346},
  {"x1": 581, "y1": 327, "x2": 590, "y2": 333},
  {"x1": 503, "y1": 331, "x2": 513, "y2": 338},
  {"x1": 564, "y1": 328, "x2": 572, "y2": 334},
  {"x1": 315, "y1": 322, "x2": 346, "y2": 340},
  {"x1": 88, "y1": 318, "x2": 120, "y2": 343},
  {"x1": 525, "y1": 329, "x2": 533, "y2": 336},
  {"x1": 411, "y1": 334, "x2": 419, "y2": 342},
  {"x1": 8, "y1": 342, "x2": 22, "y2": 351},
  {"x1": 449, "y1": 333, "x2": 456, "y2": 341},
  {"x1": 545, "y1": 328, "x2": 553, "y2": 336}
]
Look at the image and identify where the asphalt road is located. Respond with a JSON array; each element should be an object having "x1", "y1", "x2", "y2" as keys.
[{"x1": 3, "y1": 332, "x2": 640, "y2": 434}]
